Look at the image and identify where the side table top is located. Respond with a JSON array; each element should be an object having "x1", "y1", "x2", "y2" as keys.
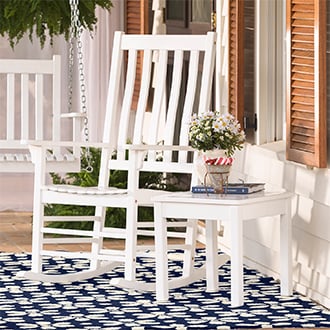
[{"x1": 152, "y1": 190, "x2": 293, "y2": 206}]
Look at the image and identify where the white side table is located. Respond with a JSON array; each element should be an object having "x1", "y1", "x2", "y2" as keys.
[{"x1": 153, "y1": 190, "x2": 293, "y2": 307}]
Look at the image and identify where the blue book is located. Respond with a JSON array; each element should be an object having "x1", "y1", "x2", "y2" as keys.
[{"x1": 191, "y1": 183, "x2": 265, "y2": 194}]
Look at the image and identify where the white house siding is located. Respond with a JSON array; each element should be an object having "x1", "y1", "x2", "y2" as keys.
[
  {"x1": 224, "y1": 142, "x2": 330, "y2": 308},
  {"x1": 0, "y1": 174, "x2": 34, "y2": 211}
]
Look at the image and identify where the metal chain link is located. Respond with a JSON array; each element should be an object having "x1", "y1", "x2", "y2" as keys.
[{"x1": 69, "y1": 0, "x2": 93, "y2": 172}]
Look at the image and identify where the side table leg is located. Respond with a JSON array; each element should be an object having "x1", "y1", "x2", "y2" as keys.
[
  {"x1": 231, "y1": 216, "x2": 244, "y2": 307},
  {"x1": 280, "y1": 200, "x2": 292, "y2": 296},
  {"x1": 154, "y1": 202, "x2": 169, "y2": 301},
  {"x1": 205, "y1": 219, "x2": 218, "y2": 291}
]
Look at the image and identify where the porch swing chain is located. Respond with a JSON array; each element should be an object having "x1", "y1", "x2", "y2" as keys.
[{"x1": 68, "y1": 0, "x2": 93, "y2": 173}]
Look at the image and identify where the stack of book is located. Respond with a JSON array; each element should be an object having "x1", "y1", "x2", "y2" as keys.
[{"x1": 191, "y1": 183, "x2": 265, "y2": 194}]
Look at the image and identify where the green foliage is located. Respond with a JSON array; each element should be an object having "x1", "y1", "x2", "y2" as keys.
[{"x1": 0, "y1": 0, "x2": 113, "y2": 48}]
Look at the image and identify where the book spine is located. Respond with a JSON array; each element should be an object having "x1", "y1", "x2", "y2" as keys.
[
  {"x1": 191, "y1": 186, "x2": 215, "y2": 193},
  {"x1": 224, "y1": 187, "x2": 249, "y2": 194},
  {"x1": 191, "y1": 186, "x2": 249, "y2": 194}
]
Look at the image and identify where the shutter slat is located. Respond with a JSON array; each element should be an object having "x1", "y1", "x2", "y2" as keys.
[
  {"x1": 292, "y1": 135, "x2": 314, "y2": 146},
  {"x1": 291, "y1": 118, "x2": 314, "y2": 128},
  {"x1": 292, "y1": 126, "x2": 314, "y2": 137},
  {"x1": 291, "y1": 141, "x2": 314, "y2": 153},
  {"x1": 292, "y1": 65, "x2": 314, "y2": 74},
  {"x1": 291, "y1": 95, "x2": 314, "y2": 105},
  {"x1": 292, "y1": 103, "x2": 314, "y2": 112},
  {"x1": 292, "y1": 42, "x2": 314, "y2": 50},
  {"x1": 292, "y1": 88, "x2": 314, "y2": 96},
  {"x1": 292, "y1": 4, "x2": 314, "y2": 10},
  {"x1": 292, "y1": 72, "x2": 314, "y2": 82},
  {"x1": 292, "y1": 57, "x2": 314, "y2": 66},
  {"x1": 292, "y1": 12, "x2": 314, "y2": 19},
  {"x1": 292, "y1": 80, "x2": 314, "y2": 89},
  {"x1": 292, "y1": 19, "x2": 314, "y2": 28},
  {"x1": 292, "y1": 110, "x2": 315, "y2": 120},
  {"x1": 292, "y1": 49, "x2": 314, "y2": 58},
  {"x1": 292, "y1": 34, "x2": 314, "y2": 43},
  {"x1": 292, "y1": 27, "x2": 314, "y2": 35}
]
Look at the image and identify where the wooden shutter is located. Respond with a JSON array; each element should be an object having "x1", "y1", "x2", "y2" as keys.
[
  {"x1": 126, "y1": 0, "x2": 149, "y2": 34},
  {"x1": 286, "y1": 0, "x2": 327, "y2": 168},
  {"x1": 228, "y1": 0, "x2": 244, "y2": 126},
  {"x1": 125, "y1": 0, "x2": 150, "y2": 110}
]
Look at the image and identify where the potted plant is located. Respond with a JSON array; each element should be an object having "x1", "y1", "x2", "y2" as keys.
[
  {"x1": 189, "y1": 111, "x2": 245, "y2": 156},
  {"x1": 189, "y1": 111, "x2": 245, "y2": 191},
  {"x1": 0, "y1": 0, "x2": 113, "y2": 48}
]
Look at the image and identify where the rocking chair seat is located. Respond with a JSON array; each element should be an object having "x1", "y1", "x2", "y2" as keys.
[{"x1": 46, "y1": 185, "x2": 127, "y2": 195}]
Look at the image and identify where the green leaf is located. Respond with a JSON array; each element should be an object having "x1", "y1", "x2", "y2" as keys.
[{"x1": 0, "y1": 0, "x2": 113, "y2": 48}]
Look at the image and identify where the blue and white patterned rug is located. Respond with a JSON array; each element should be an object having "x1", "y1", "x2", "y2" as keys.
[{"x1": 0, "y1": 251, "x2": 329, "y2": 330}]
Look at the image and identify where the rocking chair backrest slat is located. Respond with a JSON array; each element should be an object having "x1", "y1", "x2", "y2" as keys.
[
  {"x1": 147, "y1": 49, "x2": 168, "y2": 162},
  {"x1": 106, "y1": 31, "x2": 216, "y2": 181},
  {"x1": 148, "y1": 49, "x2": 168, "y2": 145},
  {"x1": 133, "y1": 49, "x2": 153, "y2": 145},
  {"x1": 116, "y1": 49, "x2": 138, "y2": 162},
  {"x1": 0, "y1": 55, "x2": 81, "y2": 172},
  {"x1": 102, "y1": 32, "x2": 124, "y2": 147},
  {"x1": 163, "y1": 50, "x2": 184, "y2": 162},
  {"x1": 178, "y1": 50, "x2": 200, "y2": 164}
]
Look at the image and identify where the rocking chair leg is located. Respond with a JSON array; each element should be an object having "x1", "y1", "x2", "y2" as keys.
[
  {"x1": 31, "y1": 177, "x2": 44, "y2": 274},
  {"x1": 90, "y1": 207, "x2": 105, "y2": 271},
  {"x1": 124, "y1": 202, "x2": 138, "y2": 281},
  {"x1": 110, "y1": 202, "x2": 157, "y2": 292},
  {"x1": 31, "y1": 225, "x2": 43, "y2": 275}
]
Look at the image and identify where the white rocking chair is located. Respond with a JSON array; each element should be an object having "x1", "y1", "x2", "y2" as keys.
[
  {"x1": 20, "y1": 31, "x2": 217, "y2": 289},
  {"x1": 0, "y1": 55, "x2": 83, "y2": 173}
]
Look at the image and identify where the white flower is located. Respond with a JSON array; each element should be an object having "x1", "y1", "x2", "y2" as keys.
[{"x1": 188, "y1": 111, "x2": 245, "y2": 156}]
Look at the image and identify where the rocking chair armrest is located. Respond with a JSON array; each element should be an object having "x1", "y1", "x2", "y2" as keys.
[{"x1": 121, "y1": 144, "x2": 194, "y2": 152}]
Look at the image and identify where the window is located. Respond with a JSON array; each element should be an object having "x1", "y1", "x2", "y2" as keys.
[
  {"x1": 227, "y1": 0, "x2": 286, "y2": 145},
  {"x1": 166, "y1": 0, "x2": 214, "y2": 34},
  {"x1": 228, "y1": 0, "x2": 327, "y2": 168}
]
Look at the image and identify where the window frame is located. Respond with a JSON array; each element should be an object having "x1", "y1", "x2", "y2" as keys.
[
  {"x1": 255, "y1": 0, "x2": 285, "y2": 145},
  {"x1": 220, "y1": 0, "x2": 327, "y2": 168}
]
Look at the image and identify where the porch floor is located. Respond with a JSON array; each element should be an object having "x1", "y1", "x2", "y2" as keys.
[{"x1": 0, "y1": 211, "x2": 173, "y2": 253}]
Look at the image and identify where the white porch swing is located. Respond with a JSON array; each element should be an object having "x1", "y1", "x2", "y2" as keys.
[{"x1": 0, "y1": 0, "x2": 88, "y2": 173}]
